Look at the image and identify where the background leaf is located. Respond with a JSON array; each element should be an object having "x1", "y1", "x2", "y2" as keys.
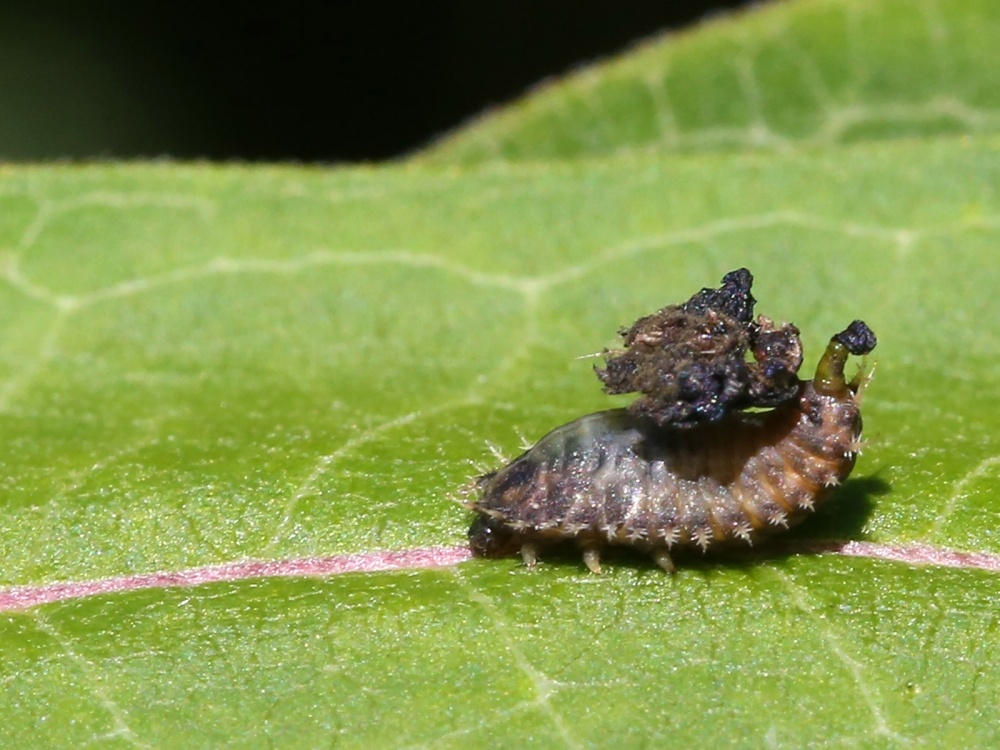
[
  {"x1": 3, "y1": 0, "x2": 1000, "y2": 747},
  {"x1": 422, "y1": 0, "x2": 1000, "y2": 163}
]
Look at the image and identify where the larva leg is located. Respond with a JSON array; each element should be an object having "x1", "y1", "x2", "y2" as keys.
[
  {"x1": 581, "y1": 543, "x2": 603, "y2": 575},
  {"x1": 520, "y1": 541, "x2": 539, "y2": 569},
  {"x1": 652, "y1": 548, "x2": 676, "y2": 574}
]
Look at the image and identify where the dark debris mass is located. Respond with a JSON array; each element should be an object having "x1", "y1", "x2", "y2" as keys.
[
  {"x1": 834, "y1": 320, "x2": 878, "y2": 356},
  {"x1": 595, "y1": 268, "x2": 804, "y2": 427}
]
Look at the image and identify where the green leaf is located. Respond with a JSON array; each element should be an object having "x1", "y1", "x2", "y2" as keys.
[
  {"x1": 3, "y1": 141, "x2": 999, "y2": 748},
  {"x1": 3, "y1": 1, "x2": 1000, "y2": 747},
  {"x1": 420, "y1": 0, "x2": 1000, "y2": 163}
]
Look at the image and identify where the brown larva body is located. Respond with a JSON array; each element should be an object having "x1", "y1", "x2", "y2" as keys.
[{"x1": 468, "y1": 314, "x2": 876, "y2": 573}]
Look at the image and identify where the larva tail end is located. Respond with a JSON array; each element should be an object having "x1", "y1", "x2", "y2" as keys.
[
  {"x1": 813, "y1": 320, "x2": 877, "y2": 397},
  {"x1": 834, "y1": 320, "x2": 878, "y2": 356}
]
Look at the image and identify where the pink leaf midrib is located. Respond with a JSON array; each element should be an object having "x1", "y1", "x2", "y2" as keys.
[
  {"x1": 1, "y1": 541, "x2": 996, "y2": 612},
  {"x1": 0, "y1": 546, "x2": 474, "y2": 612}
]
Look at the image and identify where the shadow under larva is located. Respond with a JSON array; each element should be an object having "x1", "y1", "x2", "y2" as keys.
[{"x1": 464, "y1": 268, "x2": 878, "y2": 574}]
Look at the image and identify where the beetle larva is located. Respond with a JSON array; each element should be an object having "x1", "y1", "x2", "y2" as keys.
[{"x1": 467, "y1": 269, "x2": 876, "y2": 573}]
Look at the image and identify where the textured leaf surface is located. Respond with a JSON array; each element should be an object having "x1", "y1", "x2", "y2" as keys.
[
  {"x1": 3, "y1": 1, "x2": 1000, "y2": 747},
  {"x1": 422, "y1": 0, "x2": 1000, "y2": 163},
  {"x1": 3, "y1": 143, "x2": 1000, "y2": 748}
]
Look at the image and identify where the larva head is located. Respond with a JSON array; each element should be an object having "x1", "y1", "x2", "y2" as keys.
[
  {"x1": 468, "y1": 513, "x2": 519, "y2": 558},
  {"x1": 813, "y1": 320, "x2": 877, "y2": 398}
]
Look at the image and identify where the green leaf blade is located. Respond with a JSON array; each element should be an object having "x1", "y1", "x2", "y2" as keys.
[
  {"x1": 5, "y1": 558, "x2": 998, "y2": 748},
  {"x1": 420, "y1": 0, "x2": 1000, "y2": 164},
  {"x1": 4, "y1": 0, "x2": 1000, "y2": 744}
]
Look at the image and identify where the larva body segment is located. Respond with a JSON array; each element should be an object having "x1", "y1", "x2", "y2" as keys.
[
  {"x1": 466, "y1": 269, "x2": 877, "y2": 573},
  {"x1": 470, "y1": 378, "x2": 860, "y2": 571}
]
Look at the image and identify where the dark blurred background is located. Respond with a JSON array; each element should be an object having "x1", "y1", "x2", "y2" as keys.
[{"x1": 0, "y1": 1, "x2": 751, "y2": 162}]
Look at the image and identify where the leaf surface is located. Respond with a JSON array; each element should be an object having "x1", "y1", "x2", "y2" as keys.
[
  {"x1": 421, "y1": 0, "x2": 1000, "y2": 163},
  {"x1": 3, "y1": 1, "x2": 1000, "y2": 748}
]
